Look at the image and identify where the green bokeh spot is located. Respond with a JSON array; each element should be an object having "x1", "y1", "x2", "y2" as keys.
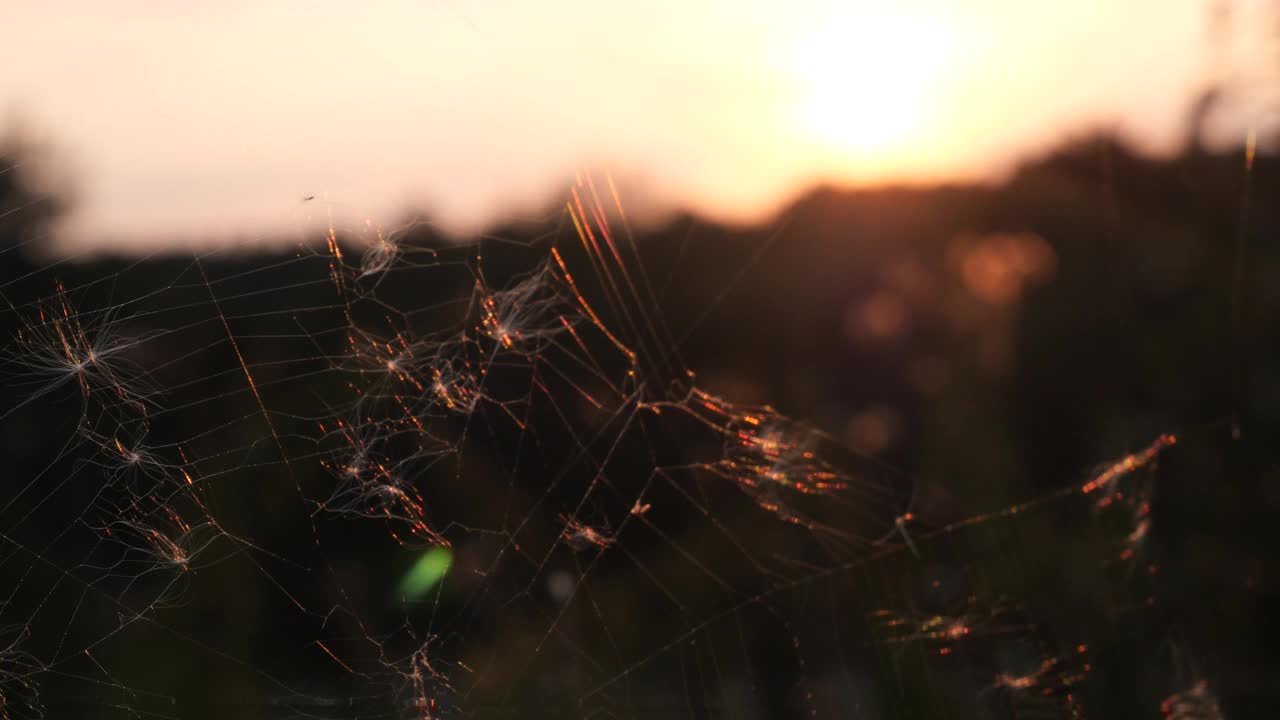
[{"x1": 399, "y1": 547, "x2": 453, "y2": 601}]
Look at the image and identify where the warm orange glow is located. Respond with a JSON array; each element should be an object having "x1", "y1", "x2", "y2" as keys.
[
  {"x1": 2, "y1": 1, "x2": 1269, "y2": 249},
  {"x1": 788, "y1": 13, "x2": 952, "y2": 157}
]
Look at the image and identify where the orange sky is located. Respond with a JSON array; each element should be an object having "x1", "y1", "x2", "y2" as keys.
[{"x1": 3, "y1": 0, "x2": 1276, "y2": 252}]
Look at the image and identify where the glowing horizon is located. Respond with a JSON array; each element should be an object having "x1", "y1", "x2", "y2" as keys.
[{"x1": 2, "y1": 0, "x2": 1276, "y2": 252}]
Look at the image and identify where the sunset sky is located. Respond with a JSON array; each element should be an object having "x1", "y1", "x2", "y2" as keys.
[{"x1": 3, "y1": 0, "x2": 1276, "y2": 251}]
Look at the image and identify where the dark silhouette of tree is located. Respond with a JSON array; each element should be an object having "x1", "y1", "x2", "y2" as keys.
[{"x1": 0, "y1": 133, "x2": 65, "y2": 249}]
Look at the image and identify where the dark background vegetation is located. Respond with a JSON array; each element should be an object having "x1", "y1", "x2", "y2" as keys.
[{"x1": 0, "y1": 104, "x2": 1278, "y2": 719}]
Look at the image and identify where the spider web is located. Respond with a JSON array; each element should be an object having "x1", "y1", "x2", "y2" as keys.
[{"x1": 0, "y1": 170, "x2": 1234, "y2": 719}]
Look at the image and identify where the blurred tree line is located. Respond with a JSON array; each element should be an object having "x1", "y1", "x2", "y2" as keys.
[{"x1": 0, "y1": 96, "x2": 1276, "y2": 717}]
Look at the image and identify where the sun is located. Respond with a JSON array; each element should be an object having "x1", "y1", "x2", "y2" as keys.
[{"x1": 788, "y1": 13, "x2": 951, "y2": 157}]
